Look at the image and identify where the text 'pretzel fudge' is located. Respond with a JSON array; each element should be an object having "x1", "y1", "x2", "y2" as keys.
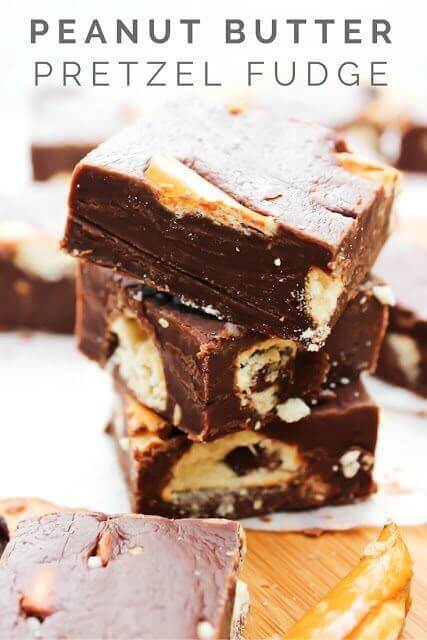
[
  {"x1": 0, "y1": 512, "x2": 248, "y2": 640},
  {"x1": 112, "y1": 378, "x2": 378, "y2": 519},
  {"x1": 0, "y1": 185, "x2": 75, "y2": 333},
  {"x1": 63, "y1": 101, "x2": 399, "y2": 348},
  {"x1": 375, "y1": 238, "x2": 427, "y2": 397},
  {"x1": 78, "y1": 262, "x2": 388, "y2": 441}
]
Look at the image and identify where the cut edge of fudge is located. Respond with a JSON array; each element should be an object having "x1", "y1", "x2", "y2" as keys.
[
  {"x1": 111, "y1": 377, "x2": 378, "y2": 520},
  {"x1": 64, "y1": 101, "x2": 399, "y2": 346},
  {"x1": 76, "y1": 261, "x2": 388, "y2": 441}
]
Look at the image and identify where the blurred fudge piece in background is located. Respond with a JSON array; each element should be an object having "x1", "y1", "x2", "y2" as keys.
[
  {"x1": 31, "y1": 88, "x2": 135, "y2": 181},
  {"x1": 0, "y1": 183, "x2": 75, "y2": 333},
  {"x1": 375, "y1": 238, "x2": 427, "y2": 397}
]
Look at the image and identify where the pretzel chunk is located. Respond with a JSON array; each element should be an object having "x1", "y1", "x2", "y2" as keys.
[{"x1": 287, "y1": 524, "x2": 412, "y2": 640}]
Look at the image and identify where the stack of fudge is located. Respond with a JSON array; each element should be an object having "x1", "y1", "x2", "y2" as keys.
[{"x1": 62, "y1": 101, "x2": 399, "y2": 519}]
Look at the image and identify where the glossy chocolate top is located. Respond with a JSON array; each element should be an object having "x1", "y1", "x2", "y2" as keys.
[
  {"x1": 0, "y1": 512, "x2": 243, "y2": 639},
  {"x1": 78, "y1": 100, "x2": 394, "y2": 258}
]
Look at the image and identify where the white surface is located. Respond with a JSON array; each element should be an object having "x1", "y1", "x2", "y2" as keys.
[
  {"x1": 1, "y1": 332, "x2": 426, "y2": 530},
  {"x1": 0, "y1": 333, "x2": 129, "y2": 513}
]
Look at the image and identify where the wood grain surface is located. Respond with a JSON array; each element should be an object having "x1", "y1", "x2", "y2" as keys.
[{"x1": 242, "y1": 525, "x2": 427, "y2": 638}]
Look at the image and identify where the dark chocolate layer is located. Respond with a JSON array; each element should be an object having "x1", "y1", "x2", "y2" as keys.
[
  {"x1": 78, "y1": 262, "x2": 387, "y2": 441},
  {"x1": 63, "y1": 101, "x2": 397, "y2": 344},
  {"x1": 32, "y1": 144, "x2": 95, "y2": 181},
  {"x1": 396, "y1": 126, "x2": 427, "y2": 172},
  {"x1": 113, "y1": 379, "x2": 378, "y2": 519}
]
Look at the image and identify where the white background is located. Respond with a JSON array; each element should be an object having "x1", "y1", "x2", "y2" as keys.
[
  {"x1": 2, "y1": 0, "x2": 427, "y2": 187},
  {"x1": 0, "y1": 1, "x2": 426, "y2": 528}
]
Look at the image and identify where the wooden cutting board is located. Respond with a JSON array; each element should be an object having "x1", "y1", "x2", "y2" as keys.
[{"x1": 242, "y1": 525, "x2": 427, "y2": 638}]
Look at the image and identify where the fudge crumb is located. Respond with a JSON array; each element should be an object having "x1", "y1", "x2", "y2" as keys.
[
  {"x1": 340, "y1": 450, "x2": 361, "y2": 478},
  {"x1": 128, "y1": 546, "x2": 144, "y2": 555},
  {"x1": 173, "y1": 404, "x2": 182, "y2": 426},
  {"x1": 302, "y1": 528, "x2": 325, "y2": 538},
  {"x1": 372, "y1": 285, "x2": 395, "y2": 306},
  {"x1": 26, "y1": 617, "x2": 42, "y2": 638},
  {"x1": 197, "y1": 621, "x2": 215, "y2": 639},
  {"x1": 259, "y1": 515, "x2": 271, "y2": 523},
  {"x1": 276, "y1": 398, "x2": 311, "y2": 423},
  {"x1": 87, "y1": 556, "x2": 103, "y2": 569}
]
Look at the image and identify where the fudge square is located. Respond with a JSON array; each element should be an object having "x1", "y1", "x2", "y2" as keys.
[
  {"x1": 0, "y1": 512, "x2": 248, "y2": 640},
  {"x1": 112, "y1": 378, "x2": 378, "y2": 519},
  {"x1": 0, "y1": 184, "x2": 75, "y2": 334},
  {"x1": 375, "y1": 238, "x2": 427, "y2": 397},
  {"x1": 78, "y1": 262, "x2": 388, "y2": 441},
  {"x1": 63, "y1": 100, "x2": 398, "y2": 347}
]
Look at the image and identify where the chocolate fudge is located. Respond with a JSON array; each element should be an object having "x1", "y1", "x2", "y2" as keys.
[
  {"x1": 78, "y1": 262, "x2": 388, "y2": 441},
  {"x1": 0, "y1": 512, "x2": 248, "y2": 640},
  {"x1": 0, "y1": 184, "x2": 75, "y2": 333},
  {"x1": 375, "y1": 238, "x2": 427, "y2": 397},
  {"x1": 31, "y1": 88, "x2": 132, "y2": 181},
  {"x1": 0, "y1": 517, "x2": 8, "y2": 558},
  {"x1": 394, "y1": 106, "x2": 427, "y2": 172},
  {"x1": 63, "y1": 101, "x2": 398, "y2": 347},
  {"x1": 112, "y1": 379, "x2": 378, "y2": 519},
  {"x1": 364, "y1": 91, "x2": 427, "y2": 172},
  {"x1": 380, "y1": 103, "x2": 427, "y2": 173}
]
